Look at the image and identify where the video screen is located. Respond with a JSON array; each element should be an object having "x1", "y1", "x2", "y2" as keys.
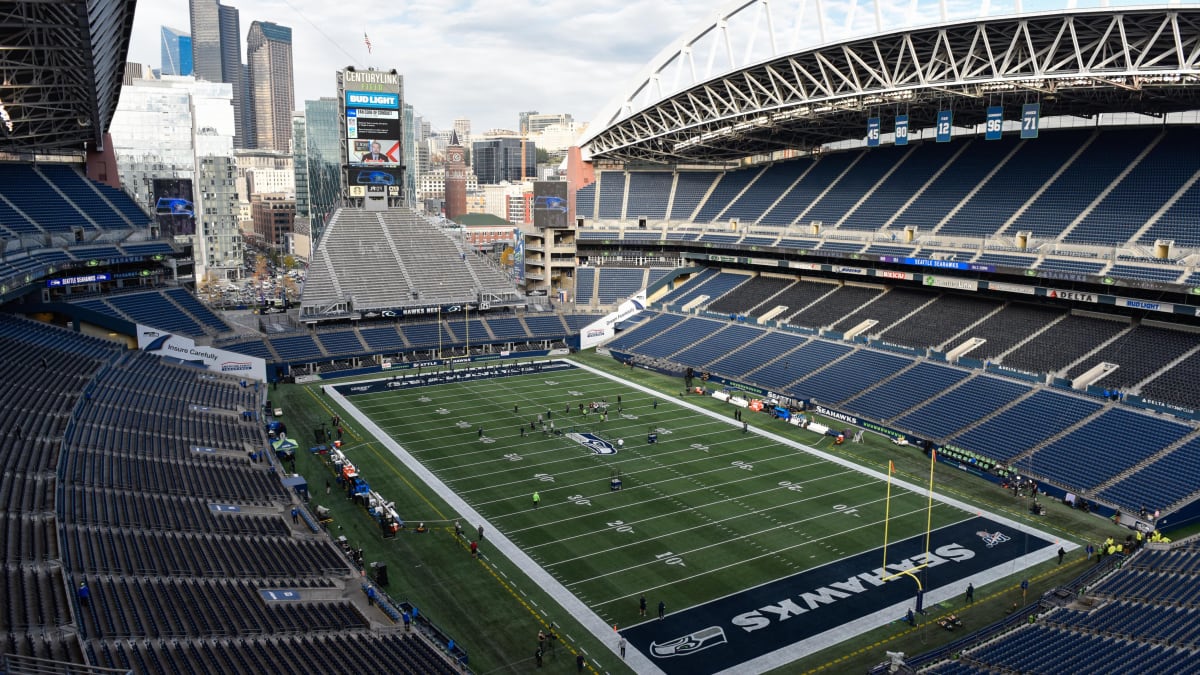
[
  {"x1": 152, "y1": 178, "x2": 196, "y2": 237},
  {"x1": 349, "y1": 138, "x2": 400, "y2": 166},
  {"x1": 532, "y1": 181, "x2": 569, "y2": 229}
]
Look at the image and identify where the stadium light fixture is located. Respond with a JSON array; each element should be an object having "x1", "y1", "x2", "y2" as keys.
[{"x1": 0, "y1": 97, "x2": 12, "y2": 137}]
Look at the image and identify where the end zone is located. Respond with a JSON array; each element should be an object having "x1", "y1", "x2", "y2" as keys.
[{"x1": 624, "y1": 515, "x2": 1058, "y2": 675}]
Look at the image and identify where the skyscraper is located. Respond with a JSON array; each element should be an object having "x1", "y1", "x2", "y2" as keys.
[
  {"x1": 453, "y1": 118, "x2": 471, "y2": 144},
  {"x1": 304, "y1": 98, "x2": 341, "y2": 242},
  {"x1": 218, "y1": 4, "x2": 245, "y2": 147},
  {"x1": 292, "y1": 111, "x2": 309, "y2": 217},
  {"x1": 161, "y1": 27, "x2": 193, "y2": 76},
  {"x1": 246, "y1": 21, "x2": 294, "y2": 153},
  {"x1": 189, "y1": 0, "x2": 246, "y2": 147},
  {"x1": 472, "y1": 137, "x2": 536, "y2": 184},
  {"x1": 189, "y1": 1, "x2": 221, "y2": 83},
  {"x1": 109, "y1": 76, "x2": 243, "y2": 282}
]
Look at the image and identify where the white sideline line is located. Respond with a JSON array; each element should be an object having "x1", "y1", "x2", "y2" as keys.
[
  {"x1": 329, "y1": 359, "x2": 1073, "y2": 675},
  {"x1": 327, "y1": 363, "x2": 666, "y2": 675},
  {"x1": 569, "y1": 359, "x2": 1075, "y2": 546}
]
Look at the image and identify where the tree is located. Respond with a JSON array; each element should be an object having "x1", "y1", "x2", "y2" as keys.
[
  {"x1": 535, "y1": 147, "x2": 551, "y2": 164},
  {"x1": 197, "y1": 270, "x2": 222, "y2": 305},
  {"x1": 282, "y1": 254, "x2": 296, "y2": 270}
]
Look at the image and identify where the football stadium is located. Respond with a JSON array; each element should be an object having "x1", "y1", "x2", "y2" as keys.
[{"x1": 2, "y1": 1, "x2": 1200, "y2": 674}]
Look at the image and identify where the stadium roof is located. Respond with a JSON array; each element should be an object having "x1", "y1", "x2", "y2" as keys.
[
  {"x1": 581, "y1": 2, "x2": 1200, "y2": 163},
  {"x1": 0, "y1": 0, "x2": 137, "y2": 153}
]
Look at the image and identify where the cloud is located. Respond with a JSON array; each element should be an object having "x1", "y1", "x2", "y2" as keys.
[{"x1": 126, "y1": 0, "x2": 714, "y2": 133}]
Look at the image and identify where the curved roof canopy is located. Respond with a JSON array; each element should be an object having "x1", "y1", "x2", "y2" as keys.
[
  {"x1": 0, "y1": 0, "x2": 137, "y2": 153},
  {"x1": 582, "y1": 2, "x2": 1200, "y2": 163}
]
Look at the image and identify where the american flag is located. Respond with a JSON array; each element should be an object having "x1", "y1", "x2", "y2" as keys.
[{"x1": 364, "y1": 32, "x2": 372, "y2": 54}]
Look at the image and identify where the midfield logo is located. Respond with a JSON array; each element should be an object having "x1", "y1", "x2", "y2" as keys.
[
  {"x1": 567, "y1": 432, "x2": 617, "y2": 455},
  {"x1": 976, "y1": 530, "x2": 1011, "y2": 548}
]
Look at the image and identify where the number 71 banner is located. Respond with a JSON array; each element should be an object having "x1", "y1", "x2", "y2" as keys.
[{"x1": 1021, "y1": 103, "x2": 1041, "y2": 139}]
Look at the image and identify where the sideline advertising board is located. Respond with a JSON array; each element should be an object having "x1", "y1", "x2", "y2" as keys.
[{"x1": 137, "y1": 324, "x2": 267, "y2": 381}]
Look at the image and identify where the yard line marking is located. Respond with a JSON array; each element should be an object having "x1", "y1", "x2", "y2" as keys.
[
  {"x1": 585, "y1": 502, "x2": 957, "y2": 607},
  {"x1": 510, "y1": 465, "x2": 855, "y2": 538},
  {"x1": 547, "y1": 479, "x2": 886, "y2": 567}
]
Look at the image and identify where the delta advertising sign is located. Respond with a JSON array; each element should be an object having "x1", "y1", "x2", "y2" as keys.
[{"x1": 137, "y1": 325, "x2": 268, "y2": 381}]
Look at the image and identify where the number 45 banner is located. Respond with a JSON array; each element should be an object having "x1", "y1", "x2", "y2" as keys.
[{"x1": 1021, "y1": 103, "x2": 1041, "y2": 139}]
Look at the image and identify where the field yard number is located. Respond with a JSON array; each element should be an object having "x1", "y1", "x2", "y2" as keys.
[
  {"x1": 503, "y1": 453, "x2": 523, "y2": 462},
  {"x1": 690, "y1": 443, "x2": 710, "y2": 452},
  {"x1": 731, "y1": 460, "x2": 753, "y2": 471},
  {"x1": 656, "y1": 551, "x2": 685, "y2": 567},
  {"x1": 607, "y1": 520, "x2": 634, "y2": 534},
  {"x1": 534, "y1": 473, "x2": 555, "y2": 482},
  {"x1": 568, "y1": 494, "x2": 592, "y2": 506},
  {"x1": 833, "y1": 504, "x2": 860, "y2": 517},
  {"x1": 779, "y1": 480, "x2": 803, "y2": 492}
]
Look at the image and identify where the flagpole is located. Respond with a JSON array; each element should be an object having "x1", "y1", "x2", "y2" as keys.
[
  {"x1": 924, "y1": 449, "x2": 937, "y2": 558},
  {"x1": 882, "y1": 459, "x2": 894, "y2": 580}
]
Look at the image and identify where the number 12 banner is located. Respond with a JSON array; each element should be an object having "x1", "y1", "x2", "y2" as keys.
[{"x1": 936, "y1": 110, "x2": 953, "y2": 142}]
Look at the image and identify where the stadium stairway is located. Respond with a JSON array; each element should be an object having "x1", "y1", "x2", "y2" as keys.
[
  {"x1": 989, "y1": 131, "x2": 1099, "y2": 239},
  {"x1": 1052, "y1": 321, "x2": 1136, "y2": 380},
  {"x1": 1054, "y1": 131, "x2": 1165, "y2": 242},
  {"x1": 991, "y1": 310, "x2": 1070, "y2": 365},
  {"x1": 866, "y1": 289, "x2": 942, "y2": 339},
  {"x1": 1131, "y1": 342, "x2": 1200, "y2": 394},
  {"x1": 1090, "y1": 428, "x2": 1200, "y2": 497},
  {"x1": 1129, "y1": 166, "x2": 1200, "y2": 245},
  {"x1": 940, "y1": 385, "x2": 1042, "y2": 440},
  {"x1": 786, "y1": 345, "x2": 877, "y2": 401},
  {"x1": 931, "y1": 135, "x2": 1027, "y2": 230},
  {"x1": 836, "y1": 358, "x2": 926, "y2": 407},
  {"x1": 829, "y1": 142, "x2": 922, "y2": 229},
  {"x1": 707, "y1": 166, "x2": 769, "y2": 223},
  {"x1": 884, "y1": 369, "x2": 979, "y2": 424},
  {"x1": 932, "y1": 301, "x2": 1009, "y2": 352},
  {"x1": 374, "y1": 212, "x2": 417, "y2": 292},
  {"x1": 1005, "y1": 402, "x2": 1112, "y2": 465}
]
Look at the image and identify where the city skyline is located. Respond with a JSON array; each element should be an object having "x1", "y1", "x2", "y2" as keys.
[{"x1": 126, "y1": 0, "x2": 707, "y2": 134}]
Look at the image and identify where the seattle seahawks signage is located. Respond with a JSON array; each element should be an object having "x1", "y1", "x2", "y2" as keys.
[
  {"x1": 622, "y1": 517, "x2": 1056, "y2": 674},
  {"x1": 334, "y1": 360, "x2": 575, "y2": 395},
  {"x1": 567, "y1": 432, "x2": 618, "y2": 455}
]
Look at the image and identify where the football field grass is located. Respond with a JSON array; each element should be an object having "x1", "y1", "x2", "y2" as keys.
[
  {"x1": 322, "y1": 358, "x2": 1068, "y2": 673},
  {"x1": 344, "y1": 363, "x2": 961, "y2": 617}
]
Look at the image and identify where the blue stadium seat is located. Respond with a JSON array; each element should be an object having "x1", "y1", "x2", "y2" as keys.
[
  {"x1": 625, "y1": 172, "x2": 674, "y2": 220},
  {"x1": 597, "y1": 172, "x2": 627, "y2": 219},
  {"x1": 896, "y1": 375, "x2": 1030, "y2": 440},
  {"x1": 669, "y1": 172, "x2": 720, "y2": 221}
]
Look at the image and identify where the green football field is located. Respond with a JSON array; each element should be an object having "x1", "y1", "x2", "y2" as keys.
[{"x1": 323, "y1": 359, "x2": 1062, "y2": 672}]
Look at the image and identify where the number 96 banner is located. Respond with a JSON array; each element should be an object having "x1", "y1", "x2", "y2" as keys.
[{"x1": 985, "y1": 106, "x2": 1003, "y2": 141}]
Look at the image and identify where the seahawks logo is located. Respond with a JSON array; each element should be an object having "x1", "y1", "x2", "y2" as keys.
[
  {"x1": 650, "y1": 625, "x2": 728, "y2": 658},
  {"x1": 567, "y1": 432, "x2": 617, "y2": 455}
]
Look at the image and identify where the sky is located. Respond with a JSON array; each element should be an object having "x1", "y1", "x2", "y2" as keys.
[
  {"x1": 127, "y1": 0, "x2": 1177, "y2": 137},
  {"x1": 126, "y1": 0, "x2": 710, "y2": 134}
]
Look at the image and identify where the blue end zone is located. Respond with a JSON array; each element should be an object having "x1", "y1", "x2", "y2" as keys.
[
  {"x1": 333, "y1": 360, "x2": 576, "y2": 396},
  {"x1": 623, "y1": 516, "x2": 1055, "y2": 674}
]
